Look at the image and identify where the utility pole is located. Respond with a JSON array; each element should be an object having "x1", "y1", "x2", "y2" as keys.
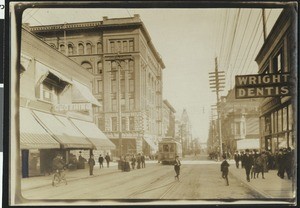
[
  {"x1": 262, "y1": 9, "x2": 267, "y2": 41},
  {"x1": 209, "y1": 57, "x2": 225, "y2": 158}
]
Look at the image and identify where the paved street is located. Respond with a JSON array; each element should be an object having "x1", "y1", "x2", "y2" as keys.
[{"x1": 22, "y1": 159, "x2": 263, "y2": 200}]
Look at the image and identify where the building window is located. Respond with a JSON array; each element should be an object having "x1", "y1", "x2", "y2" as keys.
[
  {"x1": 129, "y1": 79, "x2": 134, "y2": 92},
  {"x1": 97, "y1": 61, "x2": 103, "y2": 74},
  {"x1": 129, "y1": 98, "x2": 134, "y2": 111},
  {"x1": 86, "y1": 43, "x2": 92, "y2": 54},
  {"x1": 112, "y1": 99, "x2": 117, "y2": 112},
  {"x1": 123, "y1": 41, "x2": 128, "y2": 52},
  {"x1": 111, "y1": 117, "x2": 117, "y2": 131},
  {"x1": 283, "y1": 106, "x2": 287, "y2": 131},
  {"x1": 117, "y1": 41, "x2": 122, "y2": 53},
  {"x1": 288, "y1": 104, "x2": 293, "y2": 130},
  {"x1": 111, "y1": 80, "x2": 116, "y2": 93},
  {"x1": 129, "y1": 40, "x2": 134, "y2": 52},
  {"x1": 60, "y1": 44, "x2": 65, "y2": 54},
  {"x1": 68, "y1": 44, "x2": 73, "y2": 55},
  {"x1": 235, "y1": 122, "x2": 241, "y2": 135},
  {"x1": 81, "y1": 62, "x2": 93, "y2": 73},
  {"x1": 273, "y1": 49, "x2": 283, "y2": 73},
  {"x1": 129, "y1": 117, "x2": 135, "y2": 131},
  {"x1": 98, "y1": 117, "x2": 105, "y2": 131},
  {"x1": 121, "y1": 99, "x2": 125, "y2": 111},
  {"x1": 278, "y1": 109, "x2": 282, "y2": 132},
  {"x1": 121, "y1": 79, "x2": 125, "y2": 93},
  {"x1": 110, "y1": 42, "x2": 115, "y2": 53},
  {"x1": 97, "y1": 42, "x2": 102, "y2": 54},
  {"x1": 98, "y1": 99, "x2": 103, "y2": 112},
  {"x1": 78, "y1": 43, "x2": 84, "y2": 55},
  {"x1": 97, "y1": 80, "x2": 103, "y2": 93},
  {"x1": 122, "y1": 117, "x2": 127, "y2": 131}
]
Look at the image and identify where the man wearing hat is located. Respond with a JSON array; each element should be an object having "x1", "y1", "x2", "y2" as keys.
[
  {"x1": 88, "y1": 154, "x2": 96, "y2": 176},
  {"x1": 174, "y1": 155, "x2": 181, "y2": 181},
  {"x1": 243, "y1": 149, "x2": 253, "y2": 182}
]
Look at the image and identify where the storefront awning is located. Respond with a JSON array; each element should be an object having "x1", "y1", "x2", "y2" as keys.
[
  {"x1": 236, "y1": 139, "x2": 260, "y2": 150},
  {"x1": 72, "y1": 80, "x2": 101, "y2": 106},
  {"x1": 20, "y1": 107, "x2": 60, "y2": 149},
  {"x1": 70, "y1": 118, "x2": 115, "y2": 150},
  {"x1": 144, "y1": 136, "x2": 158, "y2": 151},
  {"x1": 32, "y1": 110, "x2": 93, "y2": 149}
]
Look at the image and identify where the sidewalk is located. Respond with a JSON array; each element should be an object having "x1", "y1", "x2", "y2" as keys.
[
  {"x1": 21, "y1": 162, "x2": 119, "y2": 191},
  {"x1": 21, "y1": 160, "x2": 159, "y2": 191},
  {"x1": 228, "y1": 160, "x2": 295, "y2": 199}
]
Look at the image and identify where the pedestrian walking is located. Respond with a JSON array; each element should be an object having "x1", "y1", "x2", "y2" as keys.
[
  {"x1": 98, "y1": 154, "x2": 104, "y2": 169},
  {"x1": 88, "y1": 154, "x2": 95, "y2": 176},
  {"x1": 277, "y1": 149, "x2": 285, "y2": 179},
  {"x1": 174, "y1": 155, "x2": 181, "y2": 181},
  {"x1": 285, "y1": 147, "x2": 292, "y2": 179},
  {"x1": 105, "y1": 153, "x2": 110, "y2": 168},
  {"x1": 234, "y1": 151, "x2": 240, "y2": 168},
  {"x1": 141, "y1": 154, "x2": 145, "y2": 168},
  {"x1": 136, "y1": 153, "x2": 141, "y2": 169},
  {"x1": 243, "y1": 149, "x2": 253, "y2": 182},
  {"x1": 220, "y1": 155, "x2": 230, "y2": 186},
  {"x1": 131, "y1": 154, "x2": 136, "y2": 170}
]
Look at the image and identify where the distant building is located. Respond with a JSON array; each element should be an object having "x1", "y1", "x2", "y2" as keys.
[
  {"x1": 220, "y1": 89, "x2": 262, "y2": 153},
  {"x1": 255, "y1": 7, "x2": 296, "y2": 152},
  {"x1": 178, "y1": 109, "x2": 193, "y2": 155},
  {"x1": 29, "y1": 14, "x2": 165, "y2": 156},
  {"x1": 162, "y1": 100, "x2": 176, "y2": 138}
]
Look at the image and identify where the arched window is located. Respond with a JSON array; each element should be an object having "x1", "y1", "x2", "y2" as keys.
[
  {"x1": 97, "y1": 61, "x2": 103, "y2": 74},
  {"x1": 86, "y1": 43, "x2": 92, "y2": 54},
  {"x1": 81, "y1": 61, "x2": 93, "y2": 73},
  {"x1": 60, "y1": 44, "x2": 65, "y2": 53},
  {"x1": 78, "y1": 43, "x2": 84, "y2": 55},
  {"x1": 68, "y1": 44, "x2": 73, "y2": 55},
  {"x1": 97, "y1": 42, "x2": 102, "y2": 54},
  {"x1": 129, "y1": 60, "x2": 134, "y2": 72}
]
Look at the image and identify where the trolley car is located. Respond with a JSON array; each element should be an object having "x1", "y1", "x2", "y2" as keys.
[{"x1": 158, "y1": 138, "x2": 182, "y2": 165}]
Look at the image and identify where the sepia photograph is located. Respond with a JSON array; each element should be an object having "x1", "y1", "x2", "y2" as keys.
[{"x1": 8, "y1": 1, "x2": 297, "y2": 206}]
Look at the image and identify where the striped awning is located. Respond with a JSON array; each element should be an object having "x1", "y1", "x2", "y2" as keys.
[
  {"x1": 70, "y1": 118, "x2": 115, "y2": 150},
  {"x1": 20, "y1": 107, "x2": 60, "y2": 149},
  {"x1": 72, "y1": 80, "x2": 101, "y2": 106},
  {"x1": 32, "y1": 110, "x2": 93, "y2": 149}
]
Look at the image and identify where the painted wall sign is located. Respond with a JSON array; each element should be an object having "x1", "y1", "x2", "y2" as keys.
[
  {"x1": 235, "y1": 73, "x2": 290, "y2": 99},
  {"x1": 54, "y1": 103, "x2": 92, "y2": 112}
]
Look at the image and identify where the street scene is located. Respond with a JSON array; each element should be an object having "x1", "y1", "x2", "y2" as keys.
[{"x1": 10, "y1": 1, "x2": 297, "y2": 206}]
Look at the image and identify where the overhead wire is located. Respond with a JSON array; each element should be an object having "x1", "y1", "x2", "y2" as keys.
[
  {"x1": 219, "y1": 9, "x2": 229, "y2": 68},
  {"x1": 245, "y1": 9, "x2": 272, "y2": 74}
]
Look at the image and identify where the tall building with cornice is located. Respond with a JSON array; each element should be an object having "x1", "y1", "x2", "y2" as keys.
[{"x1": 28, "y1": 14, "x2": 165, "y2": 156}]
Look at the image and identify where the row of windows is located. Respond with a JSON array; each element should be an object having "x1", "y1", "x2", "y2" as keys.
[
  {"x1": 111, "y1": 116, "x2": 136, "y2": 131},
  {"x1": 111, "y1": 98, "x2": 135, "y2": 111},
  {"x1": 110, "y1": 40, "x2": 134, "y2": 53},
  {"x1": 53, "y1": 42, "x2": 103, "y2": 55},
  {"x1": 262, "y1": 47, "x2": 288, "y2": 74}
]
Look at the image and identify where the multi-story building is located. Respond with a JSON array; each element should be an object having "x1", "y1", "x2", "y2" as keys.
[
  {"x1": 220, "y1": 89, "x2": 261, "y2": 154},
  {"x1": 255, "y1": 7, "x2": 296, "y2": 153},
  {"x1": 19, "y1": 26, "x2": 115, "y2": 177},
  {"x1": 179, "y1": 109, "x2": 193, "y2": 155},
  {"x1": 29, "y1": 14, "x2": 165, "y2": 156},
  {"x1": 162, "y1": 100, "x2": 176, "y2": 138}
]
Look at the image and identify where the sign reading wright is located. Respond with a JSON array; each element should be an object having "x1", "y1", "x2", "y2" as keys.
[{"x1": 235, "y1": 73, "x2": 290, "y2": 99}]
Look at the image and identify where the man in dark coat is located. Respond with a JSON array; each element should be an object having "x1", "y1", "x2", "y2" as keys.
[
  {"x1": 141, "y1": 154, "x2": 146, "y2": 168},
  {"x1": 174, "y1": 155, "x2": 181, "y2": 181},
  {"x1": 221, "y1": 155, "x2": 230, "y2": 186},
  {"x1": 88, "y1": 154, "x2": 95, "y2": 176},
  {"x1": 243, "y1": 149, "x2": 253, "y2": 182},
  {"x1": 105, "y1": 153, "x2": 111, "y2": 168},
  {"x1": 98, "y1": 154, "x2": 104, "y2": 169},
  {"x1": 234, "y1": 151, "x2": 240, "y2": 168},
  {"x1": 277, "y1": 149, "x2": 285, "y2": 179}
]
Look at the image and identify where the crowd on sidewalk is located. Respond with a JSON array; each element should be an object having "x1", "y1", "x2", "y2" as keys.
[{"x1": 233, "y1": 147, "x2": 295, "y2": 181}]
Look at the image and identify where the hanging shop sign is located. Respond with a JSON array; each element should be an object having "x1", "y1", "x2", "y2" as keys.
[
  {"x1": 235, "y1": 73, "x2": 290, "y2": 99},
  {"x1": 54, "y1": 103, "x2": 92, "y2": 112}
]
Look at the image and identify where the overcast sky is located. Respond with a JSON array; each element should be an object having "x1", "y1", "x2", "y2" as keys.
[{"x1": 22, "y1": 7, "x2": 283, "y2": 143}]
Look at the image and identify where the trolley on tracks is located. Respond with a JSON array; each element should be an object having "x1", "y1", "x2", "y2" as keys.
[{"x1": 158, "y1": 138, "x2": 182, "y2": 165}]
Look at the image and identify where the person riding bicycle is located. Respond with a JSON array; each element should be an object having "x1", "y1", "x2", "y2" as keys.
[{"x1": 52, "y1": 154, "x2": 65, "y2": 177}]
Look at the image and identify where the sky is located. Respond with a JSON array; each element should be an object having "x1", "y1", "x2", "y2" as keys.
[{"x1": 22, "y1": 7, "x2": 283, "y2": 143}]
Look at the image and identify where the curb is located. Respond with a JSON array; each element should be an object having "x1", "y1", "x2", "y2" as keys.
[{"x1": 229, "y1": 170, "x2": 273, "y2": 199}]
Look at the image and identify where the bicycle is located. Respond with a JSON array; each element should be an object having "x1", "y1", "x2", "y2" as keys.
[{"x1": 52, "y1": 169, "x2": 67, "y2": 186}]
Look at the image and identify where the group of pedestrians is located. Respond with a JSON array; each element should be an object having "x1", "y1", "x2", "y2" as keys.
[
  {"x1": 87, "y1": 153, "x2": 111, "y2": 176},
  {"x1": 233, "y1": 147, "x2": 294, "y2": 182},
  {"x1": 130, "y1": 153, "x2": 146, "y2": 170}
]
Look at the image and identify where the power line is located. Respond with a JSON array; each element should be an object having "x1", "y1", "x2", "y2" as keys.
[
  {"x1": 245, "y1": 9, "x2": 272, "y2": 74},
  {"x1": 219, "y1": 9, "x2": 229, "y2": 68}
]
